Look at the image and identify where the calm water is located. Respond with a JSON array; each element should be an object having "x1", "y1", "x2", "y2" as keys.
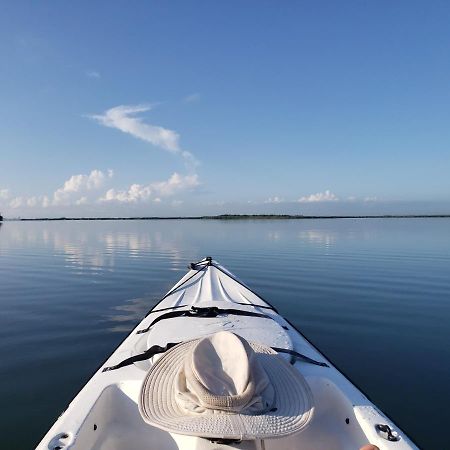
[{"x1": 1, "y1": 219, "x2": 449, "y2": 449}]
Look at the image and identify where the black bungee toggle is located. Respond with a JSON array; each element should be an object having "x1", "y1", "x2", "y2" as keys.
[{"x1": 189, "y1": 256, "x2": 212, "y2": 270}]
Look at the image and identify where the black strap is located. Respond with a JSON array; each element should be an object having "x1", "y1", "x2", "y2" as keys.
[
  {"x1": 102, "y1": 342, "x2": 328, "y2": 372},
  {"x1": 232, "y1": 302, "x2": 274, "y2": 310},
  {"x1": 271, "y1": 347, "x2": 329, "y2": 367},
  {"x1": 146, "y1": 300, "x2": 273, "y2": 319},
  {"x1": 102, "y1": 342, "x2": 180, "y2": 372},
  {"x1": 137, "y1": 306, "x2": 271, "y2": 334}
]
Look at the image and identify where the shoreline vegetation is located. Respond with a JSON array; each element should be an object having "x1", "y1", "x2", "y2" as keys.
[{"x1": 3, "y1": 214, "x2": 450, "y2": 221}]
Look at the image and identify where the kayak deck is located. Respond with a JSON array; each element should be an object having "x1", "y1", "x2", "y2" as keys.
[{"x1": 37, "y1": 258, "x2": 418, "y2": 450}]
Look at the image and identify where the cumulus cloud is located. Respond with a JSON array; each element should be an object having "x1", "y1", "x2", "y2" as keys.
[
  {"x1": 100, "y1": 172, "x2": 200, "y2": 204},
  {"x1": 75, "y1": 196, "x2": 88, "y2": 205},
  {"x1": 298, "y1": 190, "x2": 339, "y2": 203},
  {"x1": 53, "y1": 169, "x2": 113, "y2": 206},
  {"x1": 264, "y1": 196, "x2": 284, "y2": 204},
  {"x1": 4, "y1": 169, "x2": 199, "y2": 213},
  {"x1": 101, "y1": 184, "x2": 152, "y2": 203},
  {"x1": 9, "y1": 195, "x2": 49, "y2": 209},
  {"x1": 151, "y1": 172, "x2": 199, "y2": 197},
  {"x1": 9, "y1": 197, "x2": 24, "y2": 209},
  {"x1": 26, "y1": 197, "x2": 39, "y2": 207}
]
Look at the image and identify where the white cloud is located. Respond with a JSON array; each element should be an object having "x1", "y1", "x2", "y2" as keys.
[
  {"x1": 100, "y1": 172, "x2": 200, "y2": 203},
  {"x1": 264, "y1": 196, "x2": 284, "y2": 204},
  {"x1": 298, "y1": 190, "x2": 339, "y2": 203},
  {"x1": 53, "y1": 169, "x2": 113, "y2": 206},
  {"x1": 101, "y1": 184, "x2": 152, "y2": 203},
  {"x1": 364, "y1": 196, "x2": 378, "y2": 202},
  {"x1": 151, "y1": 172, "x2": 199, "y2": 196},
  {"x1": 183, "y1": 93, "x2": 200, "y2": 103},
  {"x1": 9, "y1": 197, "x2": 23, "y2": 208},
  {"x1": 75, "y1": 196, "x2": 88, "y2": 205},
  {"x1": 26, "y1": 196, "x2": 39, "y2": 207},
  {"x1": 3, "y1": 169, "x2": 199, "y2": 214},
  {"x1": 86, "y1": 70, "x2": 100, "y2": 79},
  {"x1": 88, "y1": 104, "x2": 198, "y2": 168},
  {"x1": 0, "y1": 189, "x2": 10, "y2": 200},
  {"x1": 89, "y1": 104, "x2": 175, "y2": 152},
  {"x1": 9, "y1": 195, "x2": 50, "y2": 209}
]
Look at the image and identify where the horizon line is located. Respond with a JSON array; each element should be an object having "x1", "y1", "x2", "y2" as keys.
[{"x1": 2, "y1": 213, "x2": 450, "y2": 222}]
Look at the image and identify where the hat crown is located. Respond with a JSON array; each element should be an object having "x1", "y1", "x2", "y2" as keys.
[
  {"x1": 177, "y1": 332, "x2": 273, "y2": 414},
  {"x1": 191, "y1": 331, "x2": 251, "y2": 396}
]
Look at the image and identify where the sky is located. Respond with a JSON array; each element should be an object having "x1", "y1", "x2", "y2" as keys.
[{"x1": 1, "y1": 1, "x2": 450, "y2": 217}]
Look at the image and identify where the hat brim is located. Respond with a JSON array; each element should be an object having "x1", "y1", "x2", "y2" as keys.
[{"x1": 139, "y1": 338, "x2": 314, "y2": 440}]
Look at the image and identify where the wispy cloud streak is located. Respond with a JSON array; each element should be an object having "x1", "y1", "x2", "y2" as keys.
[
  {"x1": 183, "y1": 93, "x2": 200, "y2": 103},
  {"x1": 88, "y1": 104, "x2": 197, "y2": 168},
  {"x1": 85, "y1": 70, "x2": 101, "y2": 79}
]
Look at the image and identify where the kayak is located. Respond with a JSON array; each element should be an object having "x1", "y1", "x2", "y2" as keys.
[{"x1": 37, "y1": 257, "x2": 419, "y2": 450}]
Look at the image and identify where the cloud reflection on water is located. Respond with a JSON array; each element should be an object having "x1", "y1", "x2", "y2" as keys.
[
  {"x1": 105, "y1": 296, "x2": 154, "y2": 332},
  {"x1": 2, "y1": 222, "x2": 192, "y2": 271}
]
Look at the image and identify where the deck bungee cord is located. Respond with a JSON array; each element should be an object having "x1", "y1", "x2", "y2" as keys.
[
  {"x1": 102, "y1": 342, "x2": 180, "y2": 372},
  {"x1": 271, "y1": 347, "x2": 329, "y2": 367},
  {"x1": 136, "y1": 306, "x2": 272, "y2": 334},
  {"x1": 102, "y1": 340, "x2": 329, "y2": 372}
]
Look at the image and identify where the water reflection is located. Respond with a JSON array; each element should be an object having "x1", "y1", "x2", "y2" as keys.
[
  {"x1": 105, "y1": 296, "x2": 152, "y2": 332},
  {"x1": 298, "y1": 229, "x2": 337, "y2": 246},
  {"x1": 267, "y1": 230, "x2": 281, "y2": 241},
  {"x1": 1, "y1": 222, "x2": 192, "y2": 271}
]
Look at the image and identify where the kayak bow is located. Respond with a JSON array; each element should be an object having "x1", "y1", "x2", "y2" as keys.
[{"x1": 37, "y1": 257, "x2": 419, "y2": 450}]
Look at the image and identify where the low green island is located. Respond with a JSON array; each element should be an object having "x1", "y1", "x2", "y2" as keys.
[{"x1": 5, "y1": 213, "x2": 450, "y2": 221}]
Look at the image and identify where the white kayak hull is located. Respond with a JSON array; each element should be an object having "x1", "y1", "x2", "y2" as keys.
[{"x1": 37, "y1": 258, "x2": 419, "y2": 450}]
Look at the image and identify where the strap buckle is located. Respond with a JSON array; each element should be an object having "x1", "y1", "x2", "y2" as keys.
[{"x1": 188, "y1": 306, "x2": 220, "y2": 317}]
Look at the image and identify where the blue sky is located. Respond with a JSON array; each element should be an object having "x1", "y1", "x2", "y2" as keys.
[{"x1": 1, "y1": 1, "x2": 450, "y2": 217}]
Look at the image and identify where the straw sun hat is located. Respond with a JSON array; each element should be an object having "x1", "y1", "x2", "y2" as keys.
[{"x1": 139, "y1": 331, "x2": 314, "y2": 440}]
